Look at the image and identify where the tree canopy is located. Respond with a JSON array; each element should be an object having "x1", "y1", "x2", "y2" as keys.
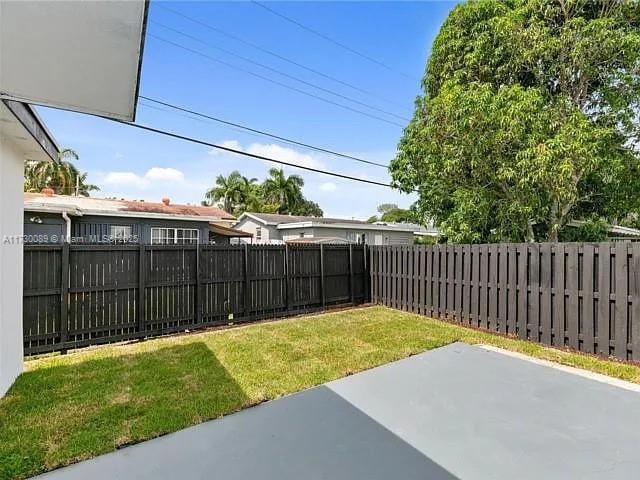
[
  {"x1": 24, "y1": 148, "x2": 99, "y2": 197},
  {"x1": 391, "y1": 0, "x2": 640, "y2": 243},
  {"x1": 367, "y1": 203, "x2": 417, "y2": 223},
  {"x1": 204, "y1": 168, "x2": 324, "y2": 217}
]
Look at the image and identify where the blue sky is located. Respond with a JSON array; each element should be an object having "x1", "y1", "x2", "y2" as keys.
[{"x1": 37, "y1": 1, "x2": 456, "y2": 219}]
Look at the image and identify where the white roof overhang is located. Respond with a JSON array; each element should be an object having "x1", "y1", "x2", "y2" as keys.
[
  {"x1": 277, "y1": 222, "x2": 417, "y2": 232},
  {"x1": 0, "y1": 1, "x2": 148, "y2": 121},
  {"x1": 0, "y1": 100, "x2": 59, "y2": 161}
]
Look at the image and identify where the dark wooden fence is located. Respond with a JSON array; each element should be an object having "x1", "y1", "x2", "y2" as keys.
[
  {"x1": 370, "y1": 243, "x2": 640, "y2": 362},
  {"x1": 23, "y1": 243, "x2": 368, "y2": 355}
]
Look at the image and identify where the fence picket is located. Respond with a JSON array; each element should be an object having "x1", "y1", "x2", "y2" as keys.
[
  {"x1": 582, "y1": 245, "x2": 595, "y2": 353},
  {"x1": 565, "y1": 244, "x2": 579, "y2": 350},
  {"x1": 540, "y1": 244, "x2": 552, "y2": 345},
  {"x1": 598, "y1": 244, "x2": 611, "y2": 356},
  {"x1": 614, "y1": 242, "x2": 629, "y2": 360}
]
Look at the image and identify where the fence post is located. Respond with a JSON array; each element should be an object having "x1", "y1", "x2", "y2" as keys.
[
  {"x1": 244, "y1": 244, "x2": 250, "y2": 318},
  {"x1": 285, "y1": 244, "x2": 291, "y2": 313},
  {"x1": 138, "y1": 244, "x2": 145, "y2": 336},
  {"x1": 320, "y1": 244, "x2": 326, "y2": 308},
  {"x1": 59, "y1": 242, "x2": 69, "y2": 353},
  {"x1": 195, "y1": 246, "x2": 202, "y2": 325},
  {"x1": 349, "y1": 244, "x2": 354, "y2": 304}
]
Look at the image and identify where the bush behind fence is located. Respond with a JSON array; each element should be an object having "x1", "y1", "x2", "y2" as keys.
[
  {"x1": 370, "y1": 243, "x2": 640, "y2": 362},
  {"x1": 23, "y1": 243, "x2": 368, "y2": 355}
]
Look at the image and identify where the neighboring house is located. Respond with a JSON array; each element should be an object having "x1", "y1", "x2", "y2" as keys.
[
  {"x1": 567, "y1": 220, "x2": 640, "y2": 241},
  {"x1": 24, "y1": 192, "x2": 251, "y2": 245},
  {"x1": 234, "y1": 213, "x2": 432, "y2": 245}
]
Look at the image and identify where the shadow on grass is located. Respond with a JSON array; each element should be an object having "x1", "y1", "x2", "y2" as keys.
[{"x1": 0, "y1": 342, "x2": 247, "y2": 479}]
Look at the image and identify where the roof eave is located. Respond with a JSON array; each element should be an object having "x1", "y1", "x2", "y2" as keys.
[{"x1": 2, "y1": 99, "x2": 59, "y2": 161}]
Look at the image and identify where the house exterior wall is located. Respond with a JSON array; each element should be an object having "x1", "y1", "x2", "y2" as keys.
[
  {"x1": 280, "y1": 228, "x2": 313, "y2": 242},
  {"x1": 234, "y1": 217, "x2": 281, "y2": 243},
  {"x1": 0, "y1": 135, "x2": 25, "y2": 396},
  {"x1": 23, "y1": 213, "x2": 212, "y2": 245},
  {"x1": 280, "y1": 226, "x2": 414, "y2": 245},
  {"x1": 209, "y1": 233, "x2": 231, "y2": 245},
  {"x1": 23, "y1": 212, "x2": 65, "y2": 242}
]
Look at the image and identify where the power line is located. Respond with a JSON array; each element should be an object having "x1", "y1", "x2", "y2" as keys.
[
  {"x1": 151, "y1": 21, "x2": 410, "y2": 122},
  {"x1": 251, "y1": 1, "x2": 415, "y2": 80},
  {"x1": 155, "y1": 3, "x2": 403, "y2": 108},
  {"x1": 149, "y1": 33, "x2": 405, "y2": 128},
  {"x1": 138, "y1": 95, "x2": 390, "y2": 169},
  {"x1": 104, "y1": 117, "x2": 401, "y2": 190}
]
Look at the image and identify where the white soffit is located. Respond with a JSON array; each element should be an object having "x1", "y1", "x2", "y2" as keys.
[
  {"x1": 0, "y1": 1, "x2": 148, "y2": 121},
  {"x1": 0, "y1": 101, "x2": 58, "y2": 162}
]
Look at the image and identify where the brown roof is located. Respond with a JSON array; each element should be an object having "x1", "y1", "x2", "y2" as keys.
[
  {"x1": 122, "y1": 201, "x2": 234, "y2": 220},
  {"x1": 209, "y1": 223, "x2": 253, "y2": 237},
  {"x1": 24, "y1": 193, "x2": 235, "y2": 220}
]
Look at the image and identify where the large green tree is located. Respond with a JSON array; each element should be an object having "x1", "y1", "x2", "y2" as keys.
[
  {"x1": 24, "y1": 148, "x2": 99, "y2": 196},
  {"x1": 204, "y1": 168, "x2": 322, "y2": 216},
  {"x1": 262, "y1": 168, "x2": 305, "y2": 214},
  {"x1": 204, "y1": 171, "x2": 246, "y2": 213},
  {"x1": 391, "y1": 0, "x2": 640, "y2": 243}
]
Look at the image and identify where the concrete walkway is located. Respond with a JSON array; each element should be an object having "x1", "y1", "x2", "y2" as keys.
[{"x1": 34, "y1": 343, "x2": 640, "y2": 479}]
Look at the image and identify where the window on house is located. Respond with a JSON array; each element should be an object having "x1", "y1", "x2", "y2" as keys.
[
  {"x1": 256, "y1": 226, "x2": 262, "y2": 241},
  {"x1": 299, "y1": 232, "x2": 305, "y2": 238},
  {"x1": 151, "y1": 227, "x2": 199, "y2": 245},
  {"x1": 110, "y1": 225, "x2": 132, "y2": 242}
]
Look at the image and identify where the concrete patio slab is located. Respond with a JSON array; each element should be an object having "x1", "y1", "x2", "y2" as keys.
[
  {"x1": 328, "y1": 342, "x2": 640, "y2": 479},
  {"x1": 34, "y1": 343, "x2": 640, "y2": 480}
]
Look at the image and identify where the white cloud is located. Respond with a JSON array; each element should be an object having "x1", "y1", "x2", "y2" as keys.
[
  {"x1": 103, "y1": 171, "x2": 147, "y2": 189},
  {"x1": 319, "y1": 182, "x2": 337, "y2": 192},
  {"x1": 102, "y1": 167, "x2": 186, "y2": 190},
  {"x1": 246, "y1": 143, "x2": 325, "y2": 170},
  {"x1": 144, "y1": 167, "x2": 184, "y2": 182},
  {"x1": 208, "y1": 140, "x2": 242, "y2": 156}
]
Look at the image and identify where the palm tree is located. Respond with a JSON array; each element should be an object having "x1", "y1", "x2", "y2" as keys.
[
  {"x1": 24, "y1": 148, "x2": 99, "y2": 196},
  {"x1": 236, "y1": 175, "x2": 261, "y2": 214},
  {"x1": 204, "y1": 171, "x2": 245, "y2": 213},
  {"x1": 262, "y1": 168, "x2": 304, "y2": 214}
]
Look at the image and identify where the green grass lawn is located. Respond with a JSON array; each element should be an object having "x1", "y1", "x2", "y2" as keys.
[{"x1": 3, "y1": 305, "x2": 640, "y2": 479}]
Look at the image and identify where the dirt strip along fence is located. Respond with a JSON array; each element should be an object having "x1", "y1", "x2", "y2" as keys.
[
  {"x1": 370, "y1": 243, "x2": 640, "y2": 362},
  {"x1": 23, "y1": 243, "x2": 368, "y2": 355}
]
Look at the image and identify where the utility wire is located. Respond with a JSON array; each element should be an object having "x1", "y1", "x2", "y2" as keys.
[
  {"x1": 251, "y1": 1, "x2": 415, "y2": 80},
  {"x1": 139, "y1": 95, "x2": 390, "y2": 169},
  {"x1": 151, "y1": 21, "x2": 409, "y2": 122},
  {"x1": 149, "y1": 34, "x2": 405, "y2": 128},
  {"x1": 105, "y1": 118, "x2": 401, "y2": 190},
  {"x1": 156, "y1": 3, "x2": 403, "y2": 107}
]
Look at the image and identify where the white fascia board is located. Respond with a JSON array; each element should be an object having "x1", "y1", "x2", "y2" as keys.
[
  {"x1": 277, "y1": 222, "x2": 416, "y2": 232},
  {"x1": 24, "y1": 204, "x2": 83, "y2": 216},
  {"x1": 79, "y1": 210, "x2": 212, "y2": 223},
  {"x1": 239, "y1": 213, "x2": 273, "y2": 225}
]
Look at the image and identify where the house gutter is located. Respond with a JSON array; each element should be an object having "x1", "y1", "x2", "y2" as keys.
[{"x1": 61, "y1": 211, "x2": 71, "y2": 243}]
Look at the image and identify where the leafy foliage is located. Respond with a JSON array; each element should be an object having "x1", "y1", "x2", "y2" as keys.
[
  {"x1": 368, "y1": 203, "x2": 417, "y2": 224},
  {"x1": 391, "y1": 0, "x2": 640, "y2": 243},
  {"x1": 558, "y1": 217, "x2": 610, "y2": 242},
  {"x1": 24, "y1": 148, "x2": 99, "y2": 197},
  {"x1": 204, "y1": 168, "x2": 323, "y2": 216}
]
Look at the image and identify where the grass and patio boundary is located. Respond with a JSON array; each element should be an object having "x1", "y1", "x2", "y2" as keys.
[{"x1": 3, "y1": 305, "x2": 640, "y2": 479}]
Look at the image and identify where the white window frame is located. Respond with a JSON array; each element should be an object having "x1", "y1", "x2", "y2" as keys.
[
  {"x1": 110, "y1": 225, "x2": 132, "y2": 242},
  {"x1": 151, "y1": 227, "x2": 199, "y2": 245},
  {"x1": 256, "y1": 226, "x2": 262, "y2": 241}
]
